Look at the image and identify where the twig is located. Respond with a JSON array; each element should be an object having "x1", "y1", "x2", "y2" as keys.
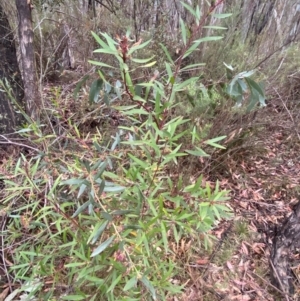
[
  {"x1": 0, "y1": 135, "x2": 39, "y2": 152},
  {"x1": 272, "y1": 87, "x2": 300, "y2": 141},
  {"x1": 251, "y1": 271, "x2": 290, "y2": 300}
]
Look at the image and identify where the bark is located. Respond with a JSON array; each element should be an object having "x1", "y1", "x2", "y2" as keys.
[
  {"x1": 15, "y1": 0, "x2": 40, "y2": 120},
  {"x1": 0, "y1": 3, "x2": 24, "y2": 135},
  {"x1": 270, "y1": 201, "x2": 300, "y2": 295}
]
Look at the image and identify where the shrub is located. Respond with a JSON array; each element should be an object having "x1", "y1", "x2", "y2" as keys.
[{"x1": 2, "y1": 2, "x2": 233, "y2": 300}]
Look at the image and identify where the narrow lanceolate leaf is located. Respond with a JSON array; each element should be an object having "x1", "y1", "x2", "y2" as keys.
[
  {"x1": 140, "y1": 276, "x2": 157, "y2": 300},
  {"x1": 89, "y1": 78, "x2": 103, "y2": 104},
  {"x1": 159, "y1": 43, "x2": 174, "y2": 65},
  {"x1": 77, "y1": 183, "x2": 87, "y2": 199},
  {"x1": 185, "y1": 147, "x2": 209, "y2": 157},
  {"x1": 128, "y1": 39, "x2": 152, "y2": 55},
  {"x1": 91, "y1": 235, "x2": 115, "y2": 257},
  {"x1": 183, "y1": 36, "x2": 222, "y2": 59},
  {"x1": 60, "y1": 178, "x2": 87, "y2": 186},
  {"x1": 195, "y1": 5, "x2": 201, "y2": 24},
  {"x1": 90, "y1": 220, "x2": 109, "y2": 244},
  {"x1": 181, "y1": 1, "x2": 197, "y2": 18},
  {"x1": 204, "y1": 137, "x2": 226, "y2": 149},
  {"x1": 72, "y1": 201, "x2": 90, "y2": 218},
  {"x1": 161, "y1": 222, "x2": 168, "y2": 253},
  {"x1": 194, "y1": 36, "x2": 224, "y2": 43},
  {"x1": 175, "y1": 77, "x2": 199, "y2": 91},
  {"x1": 93, "y1": 48, "x2": 118, "y2": 55},
  {"x1": 100, "y1": 32, "x2": 118, "y2": 51},
  {"x1": 61, "y1": 295, "x2": 87, "y2": 300},
  {"x1": 180, "y1": 62, "x2": 205, "y2": 72},
  {"x1": 203, "y1": 25, "x2": 227, "y2": 30},
  {"x1": 123, "y1": 276, "x2": 137, "y2": 291},
  {"x1": 91, "y1": 31, "x2": 109, "y2": 49},
  {"x1": 180, "y1": 18, "x2": 187, "y2": 45},
  {"x1": 140, "y1": 61, "x2": 157, "y2": 68},
  {"x1": 88, "y1": 60, "x2": 115, "y2": 69},
  {"x1": 183, "y1": 41, "x2": 201, "y2": 59},
  {"x1": 128, "y1": 153, "x2": 147, "y2": 168},
  {"x1": 131, "y1": 56, "x2": 155, "y2": 63},
  {"x1": 212, "y1": 13, "x2": 232, "y2": 19},
  {"x1": 103, "y1": 185, "x2": 126, "y2": 193},
  {"x1": 165, "y1": 62, "x2": 174, "y2": 83},
  {"x1": 205, "y1": 136, "x2": 227, "y2": 143}
]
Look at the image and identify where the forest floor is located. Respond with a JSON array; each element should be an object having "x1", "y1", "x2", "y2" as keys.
[{"x1": 180, "y1": 99, "x2": 300, "y2": 301}]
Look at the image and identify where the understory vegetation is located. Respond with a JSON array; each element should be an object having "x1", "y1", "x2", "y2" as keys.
[{"x1": 1, "y1": 1, "x2": 300, "y2": 301}]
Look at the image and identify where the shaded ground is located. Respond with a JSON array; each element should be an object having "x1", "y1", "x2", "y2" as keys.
[{"x1": 181, "y1": 98, "x2": 300, "y2": 301}]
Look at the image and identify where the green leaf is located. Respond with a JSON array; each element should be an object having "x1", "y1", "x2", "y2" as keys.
[
  {"x1": 91, "y1": 31, "x2": 109, "y2": 49},
  {"x1": 240, "y1": 70, "x2": 256, "y2": 78},
  {"x1": 203, "y1": 25, "x2": 227, "y2": 30},
  {"x1": 195, "y1": 5, "x2": 201, "y2": 24},
  {"x1": 103, "y1": 185, "x2": 125, "y2": 193},
  {"x1": 128, "y1": 153, "x2": 147, "y2": 168},
  {"x1": 64, "y1": 262, "x2": 86, "y2": 268},
  {"x1": 237, "y1": 78, "x2": 248, "y2": 92},
  {"x1": 100, "y1": 32, "x2": 118, "y2": 51},
  {"x1": 93, "y1": 161, "x2": 107, "y2": 180},
  {"x1": 180, "y1": 62, "x2": 205, "y2": 72},
  {"x1": 93, "y1": 48, "x2": 118, "y2": 55},
  {"x1": 159, "y1": 43, "x2": 174, "y2": 65},
  {"x1": 244, "y1": 78, "x2": 266, "y2": 111},
  {"x1": 180, "y1": 18, "x2": 187, "y2": 45},
  {"x1": 77, "y1": 184, "x2": 87, "y2": 199},
  {"x1": 185, "y1": 147, "x2": 209, "y2": 157},
  {"x1": 61, "y1": 295, "x2": 87, "y2": 300},
  {"x1": 72, "y1": 201, "x2": 90, "y2": 218},
  {"x1": 123, "y1": 225, "x2": 143, "y2": 230},
  {"x1": 111, "y1": 210, "x2": 137, "y2": 215},
  {"x1": 122, "y1": 108, "x2": 148, "y2": 115},
  {"x1": 128, "y1": 39, "x2": 152, "y2": 55},
  {"x1": 107, "y1": 274, "x2": 122, "y2": 293},
  {"x1": 98, "y1": 179, "x2": 106, "y2": 195},
  {"x1": 88, "y1": 60, "x2": 115, "y2": 69},
  {"x1": 140, "y1": 61, "x2": 157, "y2": 68},
  {"x1": 87, "y1": 220, "x2": 108, "y2": 244},
  {"x1": 140, "y1": 276, "x2": 157, "y2": 300},
  {"x1": 89, "y1": 79, "x2": 103, "y2": 104},
  {"x1": 204, "y1": 139, "x2": 226, "y2": 149},
  {"x1": 183, "y1": 36, "x2": 223, "y2": 59},
  {"x1": 131, "y1": 56, "x2": 155, "y2": 63},
  {"x1": 175, "y1": 77, "x2": 199, "y2": 91},
  {"x1": 212, "y1": 13, "x2": 232, "y2": 19},
  {"x1": 74, "y1": 75, "x2": 90, "y2": 99},
  {"x1": 182, "y1": 41, "x2": 201, "y2": 59},
  {"x1": 195, "y1": 36, "x2": 224, "y2": 43},
  {"x1": 124, "y1": 70, "x2": 134, "y2": 94},
  {"x1": 60, "y1": 178, "x2": 85, "y2": 185},
  {"x1": 165, "y1": 62, "x2": 174, "y2": 84},
  {"x1": 91, "y1": 235, "x2": 115, "y2": 257},
  {"x1": 244, "y1": 77, "x2": 265, "y2": 98},
  {"x1": 181, "y1": 1, "x2": 197, "y2": 18},
  {"x1": 101, "y1": 211, "x2": 113, "y2": 221},
  {"x1": 161, "y1": 222, "x2": 168, "y2": 253},
  {"x1": 205, "y1": 136, "x2": 226, "y2": 143},
  {"x1": 124, "y1": 276, "x2": 137, "y2": 291}
]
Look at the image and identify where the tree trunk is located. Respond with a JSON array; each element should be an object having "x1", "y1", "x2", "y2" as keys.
[
  {"x1": 15, "y1": 0, "x2": 40, "y2": 120},
  {"x1": 0, "y1": 3, "x2": 24, "y2": 135}
]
